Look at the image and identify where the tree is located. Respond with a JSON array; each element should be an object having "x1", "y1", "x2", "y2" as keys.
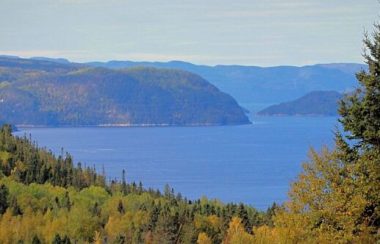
[
  {"x1": 339, "y1": 24, "x2": 380, "y2": 149},
  {"x1": 197, "y1": 232, "x2": 212, "y2": 244},
  {"x1": 337, "y1": 22, "x2": 380, "y2": 236},
  {"x1": 0, "y1": 184, "x2": 9, "y2": 214},
  {"x1": 223, "y1": 217, "x2": 253, "y2": 244},
  {"x1": 52, "y1": 234, "x2": 62, "y2": 244},
  {"x1": 61, "y1": 235, "x2": 71, "y2": 244},
  {"x1": 117, "y1": 200, "x2": 125, "y2": 214},
  {"x1": 10, "y1": 197, "x2": 22, "y2": 216},
  {"x1": 121, "y1": 169, "x2": 127, "y2": 195},
  {"x1": 61, "y1": 191, "x2": 71, "y2": 211},
  {"x1": 31, "y1": 235, "x2": 41, "y2": 244},
  {"x1": 273, "y1": 22, "x2": 380, "y2": 242}
]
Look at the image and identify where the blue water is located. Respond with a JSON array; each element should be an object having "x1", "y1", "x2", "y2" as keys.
[{"x1": 15, "y1": 116, "x2": 338, "y2": 210}]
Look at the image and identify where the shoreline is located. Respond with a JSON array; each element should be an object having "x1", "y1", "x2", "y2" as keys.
[{"x1": 14, "y1": 122, "x2": 252, "y2": 129}]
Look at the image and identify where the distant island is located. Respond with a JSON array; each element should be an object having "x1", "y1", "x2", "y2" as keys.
[
  {"x1": 0, "y1": 57, "x2": 250, "y2": 126},
  {"x1": 257, "y1": 91, "x2": 343, "y2": 116}
]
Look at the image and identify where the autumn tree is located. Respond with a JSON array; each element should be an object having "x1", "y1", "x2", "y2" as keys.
[
  {"x1": 223, "y1": 217, "x2": 253, "y2": 244},
  {"x1": 197, "y1": 232, "x2": 212, "y2": 244},
  {"x1": 272, "y1": 23, "x2": 380, "y2": 243}
]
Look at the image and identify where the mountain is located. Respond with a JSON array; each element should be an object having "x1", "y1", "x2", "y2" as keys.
[
  {"x1": 0, "y1": 57, "x2": 249, "y2": 126},
  {"x1": 257, "y1": 91, "x2": 343, "y2": 116},
  {"x1": 31, "y1": 56, "x2": 71, "y2": 64},
  {"x1": 87, "y1": 60, "x2": 366, "y2": 111}
]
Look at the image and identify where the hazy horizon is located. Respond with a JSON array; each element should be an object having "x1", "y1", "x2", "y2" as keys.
[
  {"x1": 0, "y1": 54, "x2": 368, "y2": 68},
  {"x1": 1, "y1": 0, "x2": 378, "y2": 66}
]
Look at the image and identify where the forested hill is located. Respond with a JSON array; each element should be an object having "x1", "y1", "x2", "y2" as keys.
[
  {"x1": 0, "y1": 124, "x2": 271, "y2": 243},
  {"x1": 257, "y1": 91, "x2": 343, "y2": 116},
  {"x1": 0, "y1": 57, "x2": 249, "y2": 126},
  {"x1": 88, "y1": 60, "x2": 366, "y2": 108}
]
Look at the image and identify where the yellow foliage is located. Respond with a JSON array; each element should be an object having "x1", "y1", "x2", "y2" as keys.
[
  {"x1": 197, "y1": 232, "x2": 212, "y2": 244},
  {"x1": 223, "y1": 217, "x2": 254, "y2": 244},
  {"x1": 271, "y1": 148, "x2": 380, "y2": 243},
  {"x1": 94, "y1": 230, "x2": 102, "y2": 244}
]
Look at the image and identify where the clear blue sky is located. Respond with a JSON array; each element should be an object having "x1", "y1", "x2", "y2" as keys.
[{"x1": 0, "y1": 0, "x2": 378, "y2": 66}]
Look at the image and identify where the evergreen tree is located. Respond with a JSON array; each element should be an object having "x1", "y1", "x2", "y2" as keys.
[
  {"x1": 61, "y1": 235, "x2": 71, "y2": 244},
  {"x1": 339, "y1": 24, "x2": 380, "y2": 150},
  {"x1": 52, "y1": 234, "x2": 62, "y2": 244},
  {"x1": 121, "y1": 169, "x2": 127, "y2": 195},
  {"x1": 31, "y1": 235, "x2": 41, "y2": 244},
  {"x1": 237, "y1": 203, "x2": 251, "y2": 233},
  {"x1": 117, "y1": 199, "x2": 125, "y2": 214},
  {"x1": 0, "y1": 184, "x2": 9, "y2": 214},
  {"x1": 10, "y1": 197, "x2": 22, "y2": 216},
  {"x1": 61, "y1": 191, "x2": 71, "y2": 211}
]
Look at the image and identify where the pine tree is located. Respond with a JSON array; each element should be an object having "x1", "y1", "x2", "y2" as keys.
[
  {"x1": 31, "y1": 235, "x2": 41, "y2": 244},
  {"x1": 117, "y1": 199, "x2": 125, "y2": 214},
  {"x1": 61, "y1": 191, "x2": 71, "y2": 211},
  {"x1": 339, "y1": 24, "x2": 380, "y2": 150},
  {"x1": 121, "y1": 169, "x2": 127, "y2": 195},
  {"x1": 10, "y1": 197, "x2": 22, "y2": 216},
  {"x1": 52, "y1": 234, "x2": 62, "y2": 244},
  {"x1": 0, "y1": 184, "x2": 9, "y2": 214},
  {"x1": 61, "y1": 235, "x2": 71, "y2": 244}
]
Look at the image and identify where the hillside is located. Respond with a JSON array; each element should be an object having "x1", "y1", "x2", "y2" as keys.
[
  {"x1": 0, "y1": 124, "x2": 269, "y2": 243},
  {"x1": 87, "y1": 60, "x2": 365, "y2": 110},
  {"x1": 0, "y1": 57, "x2": 249, "y2": 126},
  {"x1": 257, "y1": 91, "x2": 343, "y2": 116}
]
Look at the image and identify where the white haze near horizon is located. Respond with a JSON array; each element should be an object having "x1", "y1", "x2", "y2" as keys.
[{"x1": 0, "y1": 0, "x2": 379, "y2": 66}]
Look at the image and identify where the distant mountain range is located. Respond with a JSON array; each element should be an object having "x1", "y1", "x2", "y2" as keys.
[
  {"x1": 86, "y1": 60, "x2": 366, "y2": 111},
  {"x1": 0, "y1": 57, "x2": 249, "y2": 126},
  {"x1": 0, "y1": 55, "x2": 366, "y2": 123},
  {"x1": 257, "y1": 91, "x2": 343, "y2": 116}
]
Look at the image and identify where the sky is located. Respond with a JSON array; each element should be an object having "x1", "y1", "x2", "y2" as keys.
[{"x1": 0, "y1": 0, "x2": 379, "y2": 66}]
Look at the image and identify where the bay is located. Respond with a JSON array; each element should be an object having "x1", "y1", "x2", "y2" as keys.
[{"x1": 14, "y1": 116, "x2": 338, "y2": 210}]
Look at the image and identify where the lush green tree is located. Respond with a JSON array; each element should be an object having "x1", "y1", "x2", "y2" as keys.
[{"x1": 339, "y1": 24, "x2": 380, "y2": 149}]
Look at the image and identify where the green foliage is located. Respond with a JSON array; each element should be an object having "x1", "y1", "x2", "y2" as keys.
[
  {"x1": 0, "y1": 125, "x2": 105, "y2": 189},
  {"x1": 339, "y1": 24, "x2": 380, "y2": 149}
]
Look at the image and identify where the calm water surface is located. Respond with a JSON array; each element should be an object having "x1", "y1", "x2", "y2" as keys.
[{"x1": 15, "y1": 116, "x2": 338, "y2": 210}]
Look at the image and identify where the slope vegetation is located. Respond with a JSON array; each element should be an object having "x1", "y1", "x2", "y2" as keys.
[
  {"x1": 0, "y1": 57, "x2": 249, "y2": 126},
  {"x1": 257, "y1": 91, "x2": 342, "y2": 116}
]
